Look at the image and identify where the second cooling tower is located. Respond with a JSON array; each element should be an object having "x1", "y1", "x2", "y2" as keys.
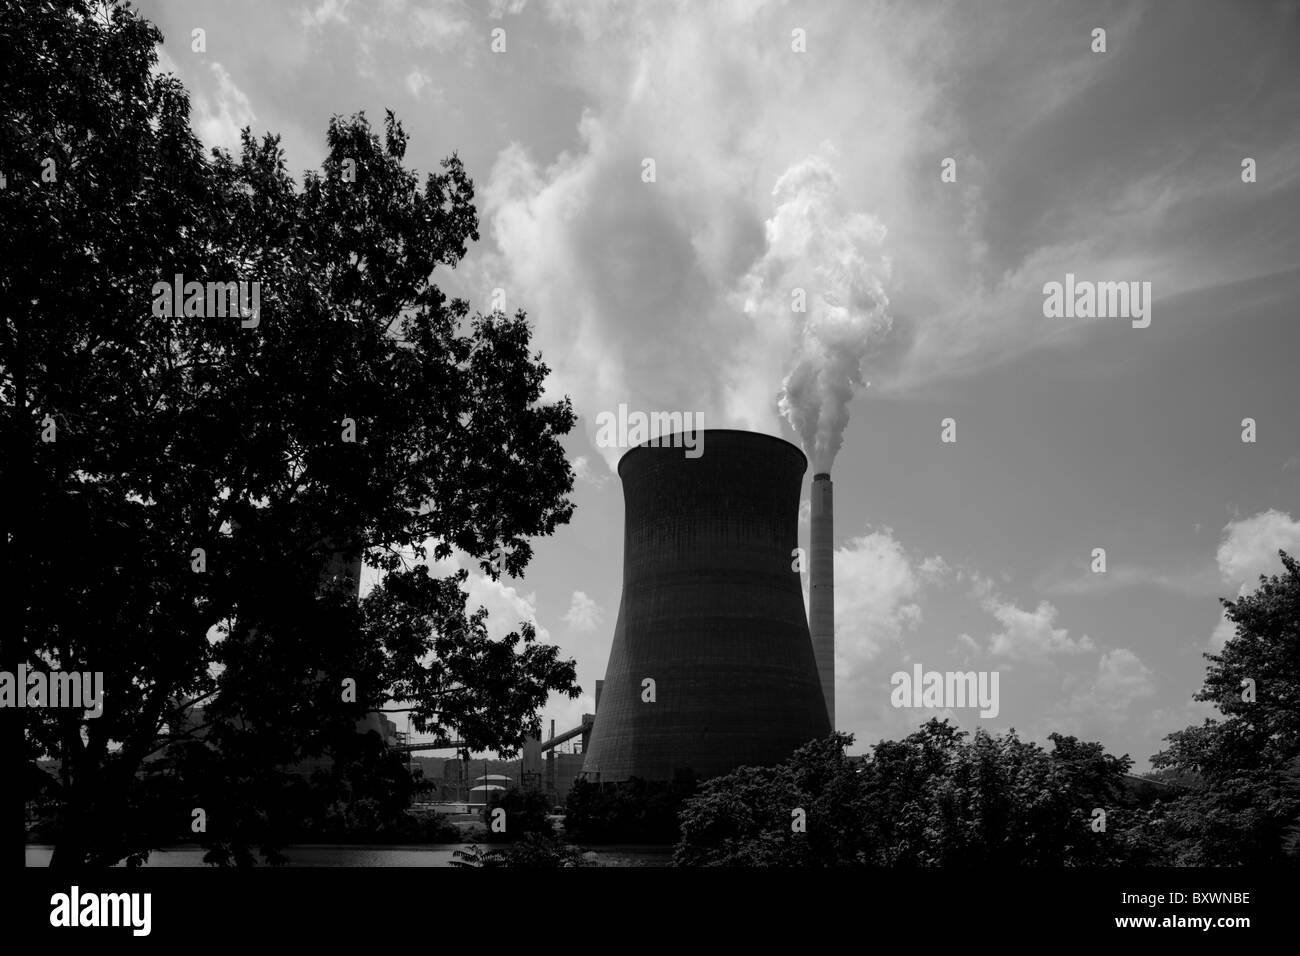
[{"x1": 581, "y1": 429, "x2": 831, "y2": 782}]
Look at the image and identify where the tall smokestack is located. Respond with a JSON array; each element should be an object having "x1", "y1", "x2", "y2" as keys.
[{"x1": 810, "y1": 473, "x2": 834, "y2": 727}]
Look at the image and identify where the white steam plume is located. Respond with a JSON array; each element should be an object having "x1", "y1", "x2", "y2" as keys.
[{"x1": 740, "y1": 149, "x2": 893, "y2": 473}]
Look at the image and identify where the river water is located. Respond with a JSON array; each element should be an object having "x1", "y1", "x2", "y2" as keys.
[{"x1": 25, "y1": 844, "x2": 673, "y2": 867}]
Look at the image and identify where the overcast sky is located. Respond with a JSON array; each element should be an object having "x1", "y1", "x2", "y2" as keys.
[{"x1": 141, "y1": 0, "x2": 1300, "y2": 770}]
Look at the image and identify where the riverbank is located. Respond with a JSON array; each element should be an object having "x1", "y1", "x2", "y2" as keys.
[{"x1": 24, "y1": 843, "x2": 674, "y2": 867}]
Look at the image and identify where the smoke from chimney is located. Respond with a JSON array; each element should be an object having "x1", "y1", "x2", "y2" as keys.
[{"x1": 740, "y1": 149, "x2": 893, "y2": 474}]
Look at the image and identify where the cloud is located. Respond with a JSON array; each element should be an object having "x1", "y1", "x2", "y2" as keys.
[
  {"x1": 300, "y1": 0, "x2": 475, "y2": 77},
  {"x1": 489, "y1": 0, "x2": 529, "y2": 17},
  {"x1": 299, "y1": 0, "x2": 351, "y2": 29},
  {"x1": 360, "y1": 542, "x2": 551, "y2": 643},
  {"x1": 477, "y1": 2, "x2": 949, "y2": 470},
  {"x1": 1209, "y1": 611, "x2": 1237, "y2": 651},
  {"x1": 1090, "y1": 648, "x2": 1157, "y2": 710},
  {"x1": 833, "y1": 529, "x2": 943, "y2": 677},
  {"x1": 1038, "y1": 563, "x2": 1220, "y2": 597},
  {"x1": 1209, "y1": 509, "x2": 1300, "y2": 649},
  {"x1": 405, "y1": 69, "x2": 434, "y2": 99},
  {"x1": 570, "y1": 455, "x2": 610, "y2": 488},
  {"x1": 193, "y1": 62, "x2": 257, "y2": 155},
  {"x1": 982, "y1": 593, "x2": 1095, "y2": 660},
  {"x1": 1216, "y1": 509, "x2": 1300, "y2": 590},
  {"x1": 151, "y1": 44, "x2": 180, "y2": 78},
  {"x1": 472, "y1": 0, "x2": 1300, "y2": 457},
  {"x1": 918, "y1": 556, "x2": 950, "y2": 583},
  {"x1": 1058, "y1": 648, "x2": 1157, "y2": 726},
  {"x1": 444, "y1": 557, "x2": 550, "y2": 644},
  {"x1": 562, "y1": 590, "x2": 604, "y2": 632}
]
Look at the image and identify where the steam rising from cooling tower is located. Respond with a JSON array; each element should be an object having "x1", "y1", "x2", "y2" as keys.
[{"x1": 741, "y1": 149, "x2": 893, "y2": 474}]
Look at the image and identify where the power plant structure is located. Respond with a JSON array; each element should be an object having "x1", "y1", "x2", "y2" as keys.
[
  {"x1": 581, "y1": 429, "x2": 832, "y2": 783},
  {"x1": 810, "y1": 473, "x2": 835, "y2": 727}
]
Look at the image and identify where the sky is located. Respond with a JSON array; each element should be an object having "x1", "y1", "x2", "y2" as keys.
[{"x1": 139, "y1": 0, "x2": 1300, "y2": 770}]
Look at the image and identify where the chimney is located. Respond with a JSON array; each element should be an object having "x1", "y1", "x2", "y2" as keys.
[{"x1": 810, "y1": 473, "x2": 834, "y2": 727}]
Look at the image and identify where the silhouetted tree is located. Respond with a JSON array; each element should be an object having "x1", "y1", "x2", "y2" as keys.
[
  {"x1": 483, "y1": 786, "x2": 554, "y2": 842},
  {"x1": 674, "y1": 723, "x2": 1147, "y2": 866},
  {"x1": 564, "y1": 772, "x2": 698, "y2": 844},
  {"x1": 1, "y1": 0, "x2": 578, "y2": 867},
  {"x1": 1150, "y1": 551, "x2": 1300, "y2": 865}
]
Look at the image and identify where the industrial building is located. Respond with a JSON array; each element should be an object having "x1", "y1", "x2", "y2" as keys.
[
  {"x1": 324, "y1": 429, "x2": 838, "y2": 801},
  {"x1": 581, "y1": 429, "x2": 832, "y2": 783}
]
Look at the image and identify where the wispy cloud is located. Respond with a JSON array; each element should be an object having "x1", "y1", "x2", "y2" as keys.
[
  {"x1": 1038, "y1": 562, "x2": 1221, "y2": 598},
  {"x1": 195, "y1": 62, "x2": 257, "y2": 155}
]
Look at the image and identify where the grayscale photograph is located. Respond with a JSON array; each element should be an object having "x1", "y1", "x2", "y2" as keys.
[{"x1": 2, "y1": 0, "x2": 1295, "y2": 941}]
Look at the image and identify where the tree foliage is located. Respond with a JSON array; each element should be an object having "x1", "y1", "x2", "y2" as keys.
[
  {"x1": 451, "y1": 833, "x2": 593, "y2": 869},
  {"x1": 1149, "y1": 551, "x2": 1300, "y2": 865},
  {"x1": 674, "y1": 724, "x2": 1153, "y2": 867},
  {"x1": 482, "y1": 786, "x2": 554, "y2": 843},
  {"x1": 564, "y1": 773, "x2": 698, "y2": 844},
  {"x1": 1, "y1": 0, "x2": 578, "y2": 867}
]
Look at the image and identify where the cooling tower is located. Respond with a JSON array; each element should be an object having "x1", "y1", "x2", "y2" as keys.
[
  {"x1": 809, "y1": 473, "x2": 835, "y2": 727},
  {"x1": 581, "y1": 430, "x2": 831, "y2": 783}
]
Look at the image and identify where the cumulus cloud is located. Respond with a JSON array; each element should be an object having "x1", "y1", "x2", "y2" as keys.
[
  {"x1": 477, "y1": 2, "x2": 949, "y2": 470},
  {"x1": 1057, "y1": 648, "x2": 1157, "y2": 728},
  {"x1": 466, "y1": 0, "x2": 1288, "y2": 472},
  {"x1": 562, "y1": 590, "x2": 604, "y2": 632},
  {"x1": 983, "y1": 593, "x2": 1095, "y2": 660},
  {"x1": 1209, "y1": 509, "x2": 1300, "y2": 649},
  {"x1": 1216, "y1": 509, "x2": 1300, "y2": 589},
  {"x1": 1090, "y1": 648, "x2": 1156, "y2": 709},
  {"x1": 360, "y1": 542, "x2": 551, "y2": 643},
  {"x1": 833, "y1": 529, "x2": 943, "y2": 677}
]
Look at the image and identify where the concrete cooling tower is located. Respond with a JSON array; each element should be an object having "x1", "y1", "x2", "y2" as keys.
[{"x1": 581, "y1": 429, "x2": 831, "y2": 783}]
